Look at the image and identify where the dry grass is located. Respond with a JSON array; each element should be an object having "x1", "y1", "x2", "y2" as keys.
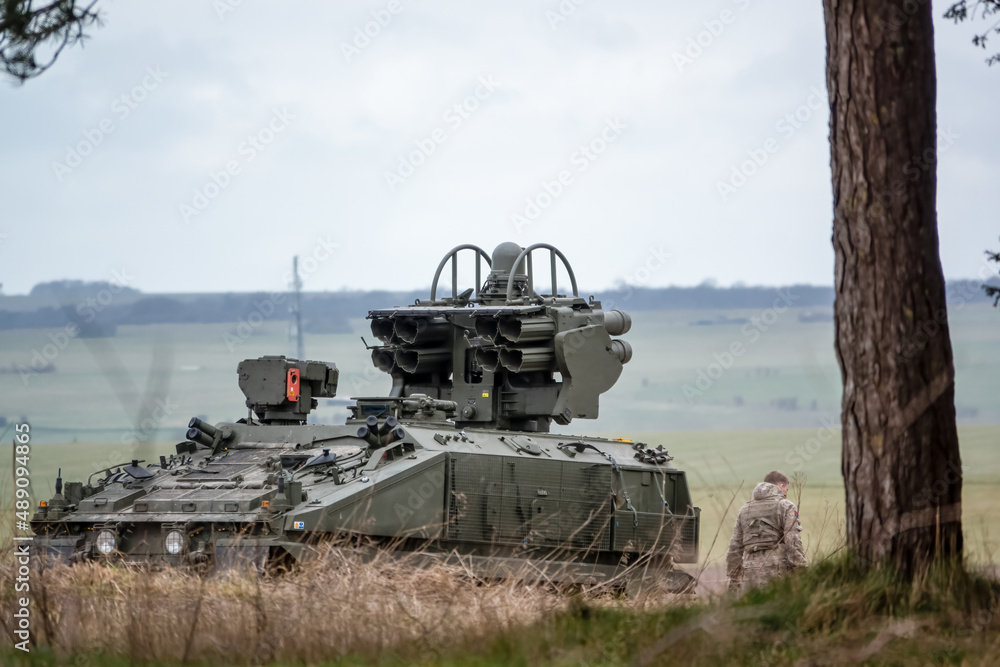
[
  {"x1": 0, "y1": 543, "x2": 595, "y2": 665},
  {"x1": 3, "y1": 536, "x2": 1000, "y2": 666},
  {"x1": 3, "y1": 471, "x2": 998, "y2": 665}
]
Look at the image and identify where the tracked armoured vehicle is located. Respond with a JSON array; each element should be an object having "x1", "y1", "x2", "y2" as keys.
[{"x1": 32, "y1": 242, "x2": 700, "y2": 590}]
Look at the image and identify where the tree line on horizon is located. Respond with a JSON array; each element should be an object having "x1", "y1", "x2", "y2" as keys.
[{"x1": 0, "y1": 278, "x2": 996, "y2": 334}]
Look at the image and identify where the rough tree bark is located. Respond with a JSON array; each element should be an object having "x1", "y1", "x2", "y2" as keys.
[{"x1": 822, "y1": 0, "x2": 963, "y2": 573}]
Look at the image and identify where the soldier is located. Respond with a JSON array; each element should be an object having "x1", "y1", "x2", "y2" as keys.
[{"x1": 726, "y1": 471, "x2": 807, "y2": 593}]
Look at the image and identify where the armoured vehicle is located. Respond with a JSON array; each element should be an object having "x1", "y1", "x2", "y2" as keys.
[{"x1": 32, "y1": 242, "x2": 700, "y2": 590}]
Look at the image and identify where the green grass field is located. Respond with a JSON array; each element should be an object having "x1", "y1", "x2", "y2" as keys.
[
  {"x1": 644, "y1": 424, "x2": 1000, "y2": 566},
  {"x1": 0, "y1": 305, "x2": 997, "y2": 666},
  {"x1": 1, "y1": 303, "x2": 997, "y2": 440},
  {"x1": 4, "y1": 425, "x2": 997, "y2": 565},
  {"x1": 0, "y1": 305, "x2": 997, "y2": 564}
]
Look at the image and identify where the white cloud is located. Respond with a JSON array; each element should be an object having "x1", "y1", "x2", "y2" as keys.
[{"x1": 0, "y1": 0, "x2": 995, "y2": 294}]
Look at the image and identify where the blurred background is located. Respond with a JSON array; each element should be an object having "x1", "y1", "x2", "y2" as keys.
[{"x1": 1, "y1": 0, "x2": 997, "y2": 561}]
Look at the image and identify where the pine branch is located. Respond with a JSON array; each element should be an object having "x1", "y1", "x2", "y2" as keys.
[
  {"x1": 985, "y1": 238, "x2": 1000, "y2": 307},
  {"x1": 945, "y1": 0, "x2": 1000, "y2": 65},
  {"x1": 0, "y1": 0, "x2": 102, "y2": 83}
]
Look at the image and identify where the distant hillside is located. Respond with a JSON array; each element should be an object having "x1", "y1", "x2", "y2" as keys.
[{"x1": 0, "y1": 279, "x2": 994, "y2": 332}]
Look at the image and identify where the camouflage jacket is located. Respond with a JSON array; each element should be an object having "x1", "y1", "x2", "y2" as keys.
[{"x1": 726, "y1": 482, "x2": 807, "y2": 584}]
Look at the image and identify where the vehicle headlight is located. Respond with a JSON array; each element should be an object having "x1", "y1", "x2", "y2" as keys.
[
  {"x1": 95, "y1": 529, "x2": 117, "y2": 555},
  {"x1": 164, "y1": 529, "x2": 185, "y2": 555}
]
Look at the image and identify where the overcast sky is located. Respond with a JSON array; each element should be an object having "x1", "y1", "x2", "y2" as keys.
[{"x1": 1, "y1": 0, "x2": 996, "y2": 296}]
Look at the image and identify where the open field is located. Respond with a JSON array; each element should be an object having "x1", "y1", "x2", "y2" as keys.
[
  {"x1": 0, "y1": 304, "x2": 997, "y2": 664},
  {"x1": 0, "y1": 304, "x2": 997, "y2": 442},
  {"x1": 631, "y1": 424, "x2": 1000, "y2": 566},
  {"x1": 5, "y1": 424, "x2": 998, "y2": 565},
  {"x1": 1, "y1": 541, "x2": 998, "y2": 666}
]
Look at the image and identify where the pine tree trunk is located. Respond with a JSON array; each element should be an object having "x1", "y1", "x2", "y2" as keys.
[{"x1": 822, "y1": 0, "x2": 962, "y2": 572}]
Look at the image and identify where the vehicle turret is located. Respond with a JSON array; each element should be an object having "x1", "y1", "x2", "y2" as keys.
[{"x1": 367, "y1": 242, "x2": 633, "y2": 431}]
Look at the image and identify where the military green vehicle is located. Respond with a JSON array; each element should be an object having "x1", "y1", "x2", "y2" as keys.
[{"x1": 32, "y1": 242, "x2": 700, "y2": 590}]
